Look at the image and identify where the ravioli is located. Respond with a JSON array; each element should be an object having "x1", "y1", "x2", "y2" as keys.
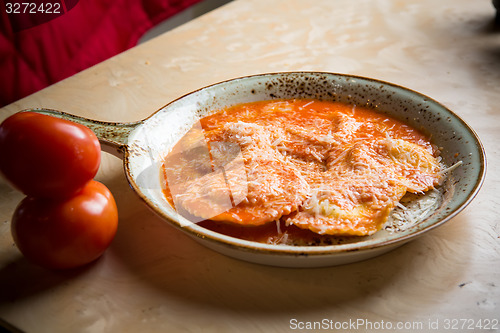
[
  {"x1": 161, "y1": 99, "x2": 444, "y2": 238},
  {"x1": 285, "y1": 138, "x2": 441, "y2": 236},
  {"x1": 164, "y1": 121, "x2": 310, "y2": 225}
]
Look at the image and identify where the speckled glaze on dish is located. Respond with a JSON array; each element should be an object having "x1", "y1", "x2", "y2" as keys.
[{"x1": 29, "y1": 72, "x2": 486, "y2": 268}]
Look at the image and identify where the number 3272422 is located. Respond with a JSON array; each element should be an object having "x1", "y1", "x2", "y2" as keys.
[
  {"x1": 5, "y1": 2, "x2": 62, "y2": 14},
  {"x1": 443, "y1": 318, "x2": 499, "y2": 330}
]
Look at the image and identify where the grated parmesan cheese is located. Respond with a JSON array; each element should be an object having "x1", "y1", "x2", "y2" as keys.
[{"x1": 161, "y1": 99, "x2": 460, "y2": 240}]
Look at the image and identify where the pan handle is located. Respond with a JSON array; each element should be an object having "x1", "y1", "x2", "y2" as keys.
[{"x1": 23, "y1": 108, "x2": 142, "y2": 157}]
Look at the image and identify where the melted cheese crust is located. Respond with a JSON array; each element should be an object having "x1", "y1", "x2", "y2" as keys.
[{"x1": 161, "y1": 99, "x2": 443, "y2": 237}]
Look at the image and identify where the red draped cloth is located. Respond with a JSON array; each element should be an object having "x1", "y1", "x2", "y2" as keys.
[{"x1": 0, "y1": 0, "x2": 201, "y2": 107}]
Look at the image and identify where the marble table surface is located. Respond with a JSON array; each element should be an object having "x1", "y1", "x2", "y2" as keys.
[{"x1": 1, "y1": 0, "x2": 499, "y2": 332}]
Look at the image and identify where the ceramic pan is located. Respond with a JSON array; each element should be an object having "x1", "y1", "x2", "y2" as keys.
[{"x1": 28, "y1": 72, "x2": 486, "y2": 267}]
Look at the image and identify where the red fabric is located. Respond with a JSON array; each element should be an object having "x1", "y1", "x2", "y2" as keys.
[{"x1": 0, "y1": 0, "x2": 201, "y2": 107}]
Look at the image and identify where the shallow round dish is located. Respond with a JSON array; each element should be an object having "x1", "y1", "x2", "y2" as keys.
[{"x1": 28, "y1": 72, "x2": 486, "y2": 267}]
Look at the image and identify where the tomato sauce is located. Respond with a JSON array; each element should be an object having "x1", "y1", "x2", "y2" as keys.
[{"x1": 161, "y1": 99, "x2": 441, "y2": 244}]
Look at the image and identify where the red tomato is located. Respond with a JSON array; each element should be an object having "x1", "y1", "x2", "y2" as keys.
[
  {"x1": 11, "y1": 180, "x2": 118, "y2": 270},
  {"x1": 0, "y1": 112, "x2": 101, "y2": 198}
]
